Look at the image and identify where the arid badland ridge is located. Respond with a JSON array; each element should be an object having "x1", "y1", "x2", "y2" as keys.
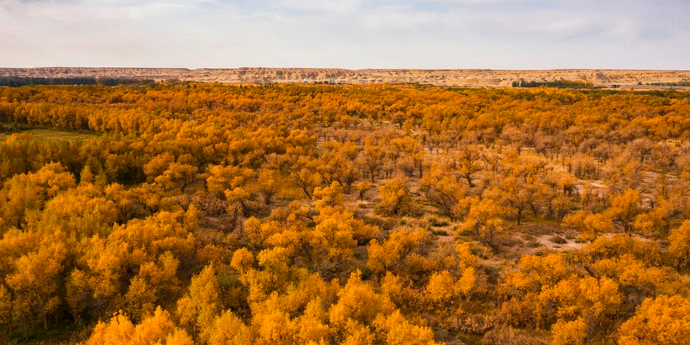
[{"x1": 2, "y1": 67, "x2": 690, "y2": 87}]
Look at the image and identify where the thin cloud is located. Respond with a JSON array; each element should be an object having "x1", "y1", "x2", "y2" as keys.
[{"x1": 0, "y1": 0, "x2": 688, "y2": 69}]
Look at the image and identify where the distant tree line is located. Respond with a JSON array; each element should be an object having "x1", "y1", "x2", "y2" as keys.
[
  {"x1": 647, "y1": 81, "x2": 690, "y2": 87},
  {"x1": 512, "y1": 79, "x2": 593, "y2": 88},
  {"x1": 0, "y1": 76, "x2": 156, "y2": 87}
]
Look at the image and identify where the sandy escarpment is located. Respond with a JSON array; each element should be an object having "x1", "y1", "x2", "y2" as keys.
[{"x1": 1, "y1": 67, "x2": 689, "y2": 87}]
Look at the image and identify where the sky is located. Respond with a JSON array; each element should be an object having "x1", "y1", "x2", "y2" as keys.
[{"x1": 1, "y1": 0, "x2": 689, "y2": 69}]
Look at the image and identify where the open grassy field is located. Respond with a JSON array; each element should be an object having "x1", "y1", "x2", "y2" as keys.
[{"x1": 0, "y1": 128, "x2": 97, "y2": 141}]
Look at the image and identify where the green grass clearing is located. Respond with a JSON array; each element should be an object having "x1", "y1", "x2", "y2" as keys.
[{"x1": 0, "y1": 128, "x2": 98, "y2": 142}]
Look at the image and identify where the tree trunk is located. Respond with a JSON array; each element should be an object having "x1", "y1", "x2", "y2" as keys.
[{"x1": 466, "y1": 174, "x2": 474, "y2": 188}]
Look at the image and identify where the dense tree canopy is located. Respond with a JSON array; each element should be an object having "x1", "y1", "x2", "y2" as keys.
[{"x1": 1, "y1": 83, "x2": 690, "y2": 344}]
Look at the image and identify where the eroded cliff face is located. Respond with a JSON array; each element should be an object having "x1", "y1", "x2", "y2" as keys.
[{"x1": 2, "y1": 67, "x2": 689, "y2": 87}]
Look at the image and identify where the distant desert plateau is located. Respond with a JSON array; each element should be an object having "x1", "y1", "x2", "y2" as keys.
[{"x1": 1, "y1": 67, "x2": 690, "y2": 88}]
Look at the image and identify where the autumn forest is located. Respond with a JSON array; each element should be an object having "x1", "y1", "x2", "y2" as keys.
[{"x1": 2, "y1": 83, "x2": 690, "y2": 344}]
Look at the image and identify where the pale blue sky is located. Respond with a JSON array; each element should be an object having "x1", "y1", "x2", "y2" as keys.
[{"x1": 1, "y1": 0, "x2": 688, "y2": 69}]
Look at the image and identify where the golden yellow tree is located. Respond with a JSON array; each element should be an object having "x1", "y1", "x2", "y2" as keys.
[{"x1": 618, "y1": 295, "x2": 690, "y2": 345}]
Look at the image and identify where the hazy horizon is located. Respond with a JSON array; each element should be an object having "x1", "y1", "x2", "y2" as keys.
[{"x1": 2, "y1": 0, "x2": 689, "y2": 70}]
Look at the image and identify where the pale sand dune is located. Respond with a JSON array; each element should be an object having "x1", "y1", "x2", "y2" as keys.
[{"x1": 2, "y1": 67, "x2": 690, "y2": 87}]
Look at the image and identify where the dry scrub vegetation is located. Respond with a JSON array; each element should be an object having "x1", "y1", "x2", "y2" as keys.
[{"x1": 1, "y1": 84, "x2": 690, "y2": 344}]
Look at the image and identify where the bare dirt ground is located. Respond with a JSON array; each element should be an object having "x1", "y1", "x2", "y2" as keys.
[{"x1": 2, "y1": 67, "x2": 690, "y2": 88}]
